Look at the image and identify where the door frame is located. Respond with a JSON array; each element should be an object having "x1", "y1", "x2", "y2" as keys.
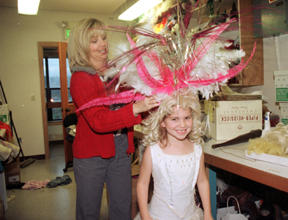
[
  {"x1": 38, "y1": 41, "x2": 74, "y2": 160},
  {"x1": 58, "y1": 42, "x2": 75, "y2": 171},
  {"x1": 38, "y1": 42, "x2": 58, "y2": 159}
]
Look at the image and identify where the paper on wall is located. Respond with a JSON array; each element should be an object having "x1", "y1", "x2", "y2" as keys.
[{"x1": 274, "y1": 70, "x2": 288, "y2": 102}]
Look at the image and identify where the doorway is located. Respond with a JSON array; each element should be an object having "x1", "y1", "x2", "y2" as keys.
[{"x1": 38, "y1": 42, "x2": 74, "y2": 162}]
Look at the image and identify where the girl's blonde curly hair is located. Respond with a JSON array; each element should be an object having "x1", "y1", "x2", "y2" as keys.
[{"x1": 140, "y1": 91, "x2": 203, "y2": 156}]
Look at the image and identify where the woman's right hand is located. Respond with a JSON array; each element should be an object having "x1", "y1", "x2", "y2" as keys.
[{"x1": 133, "y1": 96, "x2": 159, "y2": 116}]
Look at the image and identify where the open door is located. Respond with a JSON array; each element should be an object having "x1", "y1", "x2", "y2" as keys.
[
  {"x1": 38, "y1": 42, "x2": 74, "y2": 170},
  {"x1": 58, "y1": 42, "x2": 75, "y2": 172}
]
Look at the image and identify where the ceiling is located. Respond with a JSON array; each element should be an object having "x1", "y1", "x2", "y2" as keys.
[{"x1": 0, "y1": 0, "x2": 127, "y2": 15}]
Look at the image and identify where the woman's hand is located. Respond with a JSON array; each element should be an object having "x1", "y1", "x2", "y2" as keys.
[{"x1": 133, "y1": 96, "x2": 159, "y2": 116}]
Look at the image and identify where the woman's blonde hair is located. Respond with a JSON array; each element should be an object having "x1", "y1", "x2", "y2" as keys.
[
  {"x1": 141, "y1": 91, "x2": 203, "y2": 149},
  {"x1": 68, "y1": 18, "x2": 106, "y2": 70}
]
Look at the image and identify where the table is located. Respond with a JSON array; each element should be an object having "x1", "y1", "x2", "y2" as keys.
[{"x1": 203, "y1": 140, "x2": 288, "y2": 218}]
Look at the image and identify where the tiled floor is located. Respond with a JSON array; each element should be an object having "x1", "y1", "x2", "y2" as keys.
[{"x1": 5, "y1": 143, "x2": 109, "y2": 220}]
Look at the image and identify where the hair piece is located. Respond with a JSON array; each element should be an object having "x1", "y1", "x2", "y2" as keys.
[{"x1": 248, "y1": 123, "x2": 288, "y2": 156}]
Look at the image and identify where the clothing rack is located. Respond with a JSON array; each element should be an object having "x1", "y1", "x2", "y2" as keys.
[{"x1": 0, "y1": 80, "x2": 35, "y2": 168}]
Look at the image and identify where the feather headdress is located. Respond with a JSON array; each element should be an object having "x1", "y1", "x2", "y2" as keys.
[{"x1": 77, "y1": 0, "x2": 256, "y2": 112}]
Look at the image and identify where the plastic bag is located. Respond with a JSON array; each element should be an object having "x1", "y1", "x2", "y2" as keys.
[{"x1": 217, "y1": 195, "x2": 248, "y2": 220}]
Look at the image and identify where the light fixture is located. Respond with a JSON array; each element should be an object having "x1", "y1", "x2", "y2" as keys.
[
  {"x1": 18, "y1": 0, "x2": 40, "y2": 15},
  {"x1": 118, "y1": 0, "x2": 162, "y2": 21}
]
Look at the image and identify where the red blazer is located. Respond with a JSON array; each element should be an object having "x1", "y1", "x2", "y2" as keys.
[{"x1": 70, "y1": 71, "x2": 142, "y2": 159}]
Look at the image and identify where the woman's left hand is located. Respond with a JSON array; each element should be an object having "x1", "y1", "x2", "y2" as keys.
[{"x1": 132, "y1": 96, "x2": 159, "y2": 116}]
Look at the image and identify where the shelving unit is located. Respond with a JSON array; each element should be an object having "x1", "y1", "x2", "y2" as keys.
[
  {"x1": 220, "y1": 0, "x2": 264, "y2": 86},
  {"x1": 204, "y1": 141, "x2": 288, "y2": 219}
]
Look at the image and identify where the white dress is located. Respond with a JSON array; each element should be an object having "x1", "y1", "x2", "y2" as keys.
[{"x1": 134, "y1": 143, "x2": 204, "y2": 220}]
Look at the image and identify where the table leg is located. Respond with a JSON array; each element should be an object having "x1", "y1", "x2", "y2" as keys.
[{"x1": 209, "y1": 168, "x2": 217, "y2": 219}]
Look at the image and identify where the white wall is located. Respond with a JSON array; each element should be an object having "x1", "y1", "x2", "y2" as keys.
[{"x1": 0, "y1": 7, "x2": 128, "y2": 156}]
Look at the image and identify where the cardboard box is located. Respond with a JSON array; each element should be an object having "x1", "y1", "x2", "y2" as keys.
[
  {"x1": 4, "y1": 158, "x2": 20, "y2": 185},
  {"x1": 205, "y1": 97, "x2": 262, "y2": 141}
]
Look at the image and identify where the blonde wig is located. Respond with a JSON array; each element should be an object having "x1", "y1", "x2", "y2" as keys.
[
  {"x1": 141, "y1": 91, "x2": 203, "y2": 151},
  {"x1": 248, "y1": 123, "x2": 288, "y2": 156},
  {"x1": 68, "y1": 18, "x2": 106, "y2": 70}
]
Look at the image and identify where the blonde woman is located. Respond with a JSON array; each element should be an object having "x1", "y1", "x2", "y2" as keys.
[
  {"x1": 135, "y1": 92, "x2": 213, "y2": 220},
  {"x1": 68, "y1": 18, "x2": 159, "y2": 220}
]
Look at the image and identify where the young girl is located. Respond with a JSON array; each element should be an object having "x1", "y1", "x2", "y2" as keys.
[{"x1": 135, "y1": 92, "x2": 214, "y2": 220}]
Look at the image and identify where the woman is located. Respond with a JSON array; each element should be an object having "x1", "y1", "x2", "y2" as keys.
[{"x1": 68, "y1": 18, "x2": 159, "y2": 220}]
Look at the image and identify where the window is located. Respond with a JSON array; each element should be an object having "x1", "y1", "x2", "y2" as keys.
[{"x1": 43, "y1": 47, "x2": 72, "y2": 121}]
